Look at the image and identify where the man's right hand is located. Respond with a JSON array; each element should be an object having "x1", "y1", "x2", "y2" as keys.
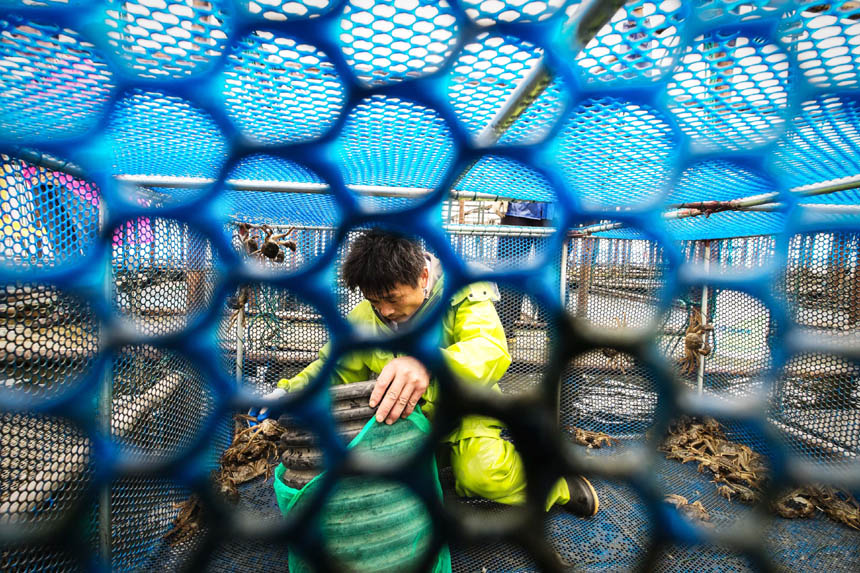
[
  {"x1": 369, "y1": 356, "x2": 430, "y2": 425},
  {"x1": 248, "y1": 387, "x2": 287, "y2": 427}
]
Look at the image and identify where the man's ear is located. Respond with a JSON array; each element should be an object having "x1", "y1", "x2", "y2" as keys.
[{"x1": 421, "y1": 266, "x2": 429, "y2": 288}]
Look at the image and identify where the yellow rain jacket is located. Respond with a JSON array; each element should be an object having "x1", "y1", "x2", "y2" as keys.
[{"x1": 278, "y1": 274, "x2": 511, "y2": 443}]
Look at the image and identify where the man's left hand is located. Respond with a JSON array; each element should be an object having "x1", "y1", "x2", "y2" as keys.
[{"x1": 369, "y1": 356, "x2": 430, "y2": 424}]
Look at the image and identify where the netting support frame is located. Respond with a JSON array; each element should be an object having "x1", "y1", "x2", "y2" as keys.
[
  {"x1": 113, "y1": 174, "x2": 503, "y2": 201},
  {"x1": 236, "y1": 305, "x2": 245, "y2": 386},
  {"x1": 559, "y1": 239, "x2": 569, "y2": 308},
  {"x1": 852, "y1": 247, "x2": 860, "y2": 325},
  {"x1": 97, "y1": 198, "x2": 112, "y2": 568}
]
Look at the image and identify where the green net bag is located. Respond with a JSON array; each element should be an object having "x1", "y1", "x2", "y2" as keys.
[{"x1": 273, "y1": 408, "x2": 451, "y2": 573}]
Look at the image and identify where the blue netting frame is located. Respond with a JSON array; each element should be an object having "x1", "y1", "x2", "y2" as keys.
[{"x1": 0, "y1": 1, "x2": 858, "y2": 572}]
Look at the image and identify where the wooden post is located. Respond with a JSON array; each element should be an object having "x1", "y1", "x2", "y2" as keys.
[
  {"x1": 149, "y1": 218, "x2": 157, "y2": 268},
  {"x1": 828, "y1": 233, "x2": 848, "y2": 305},
  {"x1": 236, "y1": 300, "x2": 245, "y2": 385},
  {"x1": 131, "y1": 219, "x2": 140, "y2": 323},
  {"x1": 851, "y1": 236, "x2": 860, "y2": 325},
  {"x1": 577, "y1": 238, "x2": 594, "y2": 319},
  {"x1": 98, "y1": 199, "x2": 112, "y2": 568},
  {"x1": 697, "y1": 240, "x2": 711, "y2": 396},
  {"x1": 560, "y1": 239, "x2": 569, "y2": 306}
]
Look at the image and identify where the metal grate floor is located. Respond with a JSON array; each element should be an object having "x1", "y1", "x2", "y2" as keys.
[
  {"x1": 146, "y1": 446, "x2": 860, "y2": 572},
  {"x1": 447, "y1": 452, "x2": 860, "y2": 573}
]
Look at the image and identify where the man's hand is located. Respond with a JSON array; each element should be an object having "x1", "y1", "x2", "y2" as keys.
[
  {"x1": 369, "y1": 356, "x2": 430, "y2": 424},
  {"x1": 248, "y1": 387, "x2": 286, "y2": 427}
]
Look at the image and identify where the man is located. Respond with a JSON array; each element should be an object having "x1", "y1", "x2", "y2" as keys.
[{"x1": 256, "y1": 229, "x2": 597, "y2": 515}]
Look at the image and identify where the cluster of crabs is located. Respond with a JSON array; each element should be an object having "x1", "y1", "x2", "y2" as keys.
[
  {"x1": 236, "y1": 222, "x2": 297, "y2": 263},
  {"x1": 165, "y1": 417, "x2": 287, "y2": 546},
  {"x1": 660, "y1": 416, "x2": 767, "y2": 505},
  {"x1": 227, "y1": 222, "x2": 299, "y2": 326},
  {"x1": 659, "y1": 416, "x2": 860, "y2": 529},
  {"x1": 565, "y1": 416, "x2": 859, "y2": 530}
]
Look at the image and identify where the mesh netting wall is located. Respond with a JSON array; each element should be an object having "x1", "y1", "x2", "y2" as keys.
[{"x1": 1, "y1": 1, "x2": 860, "y2": 572}]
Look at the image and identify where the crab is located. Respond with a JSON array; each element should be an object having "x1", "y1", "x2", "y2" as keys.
[
  {"x1": 772, "y1": 488, "x2": 817, "y2": 519},
  {"x1": 227, "y1": 286, "x2": 249, "y2": 329},
  {"x1": 564, "y1": 425, "x2": 618, "y2": 449},
  {"x1": 664, "y1": 494, "x2": 689, "y2": 507},
  {"x1": 715, "y1": 480, "x2": 759, "y2": 504},
  {"x1": 716, "y1": 484, "x2": 736, "y2": 501},
  {"x1": 678, "y1": 307, "x2": 714, "y2": 375},
  {"x1": 660, "y1": 416, "x2": 770, "y2": 505},
  {"x1": 234, "y1": 223, "x2": 297, "y2": 263},
  {"x1": 164, "y1": 494, "x2": 205, "y2": 546},
  {"x1": 810, "y1": 486, "x2": 860, "y2": 530},
  {"x1": 165, "y1": 415, "x2": 287, "y2": 545},
  {"x1": 770, "y1": 486, "x2": 860, "y2": 529},
  {"x1": 256, "y1": 224, "x2": 296, "y2": 262},
  {"x1": 665, "y1": 494, "x2": 711, "y2": 524},
  {"x1": 236, "y1": 222, "x2": 258, "y2": 256},
  {"x1": 660, "y1": 418, "x2": 859, "y2": 529},
  {"x1": 664, "y1": 445, "x2": 693, "y2": 463}
]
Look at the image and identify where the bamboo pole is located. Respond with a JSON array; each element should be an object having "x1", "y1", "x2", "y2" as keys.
[
  {"x1": 577, "y1": 238, "x2": 594, "y2": 319},
  {"x1": 218, "y1": 345, "x2": 318, "y2": 365},
  {"x1": 15, "y1": 125, "x2": 860, "y2": 212},
  {"x1": 95, "y1": 197, "x2": 112, "y2": 566},
  {"x1": 697, "y1": 240, "x2": 711, "y2": 396},
  {"x1": 98, "y1": 360, "x2": 112, "y2": 567},
  {"x1": 668, "y1": 174, "x2": 860, "y2": 209},
  {"x1": 560, "y1": 239, "x2": 569, "y2": 306},
  {"x1": 236, "y1": 303, "x2": 245, "y2": 386},
  {"x1": 100, "y1": 173, "x2": 860, "y2": 205},
  {"x1": 851, "y1": 239, "x2": 860, "y2": 325},
  {"x1": 474, "y1": 60, "x2": 552, "y2": 147},
  {"x1": 234, "y1": 201, "x2": 859, "y2": 240},
  {"x1": 247, "y1": 222, "x2": 558, "y2": 237},
  {"x1": 98, "y1": 196, "x2": 112, "y2": 568}
]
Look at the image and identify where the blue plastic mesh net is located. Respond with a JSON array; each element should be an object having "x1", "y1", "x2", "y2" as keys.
[{"x1": 1, "y1": 0, "x2": 859, "y2": 572}]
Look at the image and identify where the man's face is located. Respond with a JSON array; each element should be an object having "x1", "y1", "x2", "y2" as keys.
[{"x1": 363, "y1": 268, "x2": 429, "y2": 323}]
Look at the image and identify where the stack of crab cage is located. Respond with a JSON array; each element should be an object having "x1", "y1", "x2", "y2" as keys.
[{"x1": 1, "y1": 0, "x2": 859, "y2": 571}]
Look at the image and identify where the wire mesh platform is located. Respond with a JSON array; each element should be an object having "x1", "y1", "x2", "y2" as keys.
[
  {"x1": 6, "y1": 450, "x2": 858, "y2": 572},
  {"x1": 447, "y1": 455, "x2": 859, "y2": 573},
  {"x1": 2, "y1": 0, "x2": 860, "y2": 571},
  {"x1": 132, "y1": 453, "x2": 858, "y2": 573}
]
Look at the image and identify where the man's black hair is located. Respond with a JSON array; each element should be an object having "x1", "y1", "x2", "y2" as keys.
[{"x1": 342, "y1": 229, "x2": 425, "y2": 296}]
